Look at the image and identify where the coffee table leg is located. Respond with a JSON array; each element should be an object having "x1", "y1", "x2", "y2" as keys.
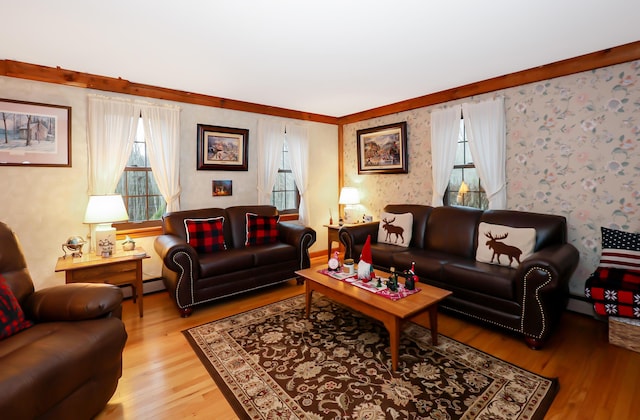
[
  {"x1": 429, "y1": 305, "x2": 438, "y2": 346},
  {"x1": 384, "y1": 317, "x2": 401, "y2": 371}
]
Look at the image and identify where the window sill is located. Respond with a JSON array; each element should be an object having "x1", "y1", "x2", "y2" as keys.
[
  {"x1": 114, "y1": 222, "x2": 163, "y2": 240},
  {"x1": 279, "y1": 213, "x2": 299, "y2": 222}
]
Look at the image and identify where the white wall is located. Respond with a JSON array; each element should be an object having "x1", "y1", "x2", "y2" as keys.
[{"x1": 0, "y1": 76, "x2": 338, "y2": 290}]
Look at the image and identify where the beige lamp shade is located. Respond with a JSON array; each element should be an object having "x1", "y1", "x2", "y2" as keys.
[
  {"x1": 338, "y1": 187, "x2": 360, "y2": 205},
  {"x1": 339, "y1": 187, "x2": 360, "y2": 223},
  {"x1": 83, "y1": 194, "x2": 129, "y2": 224}
]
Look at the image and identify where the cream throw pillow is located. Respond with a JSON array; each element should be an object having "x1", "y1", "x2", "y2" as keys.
[
  {"x1": 476, "y1": 222, "x2": 536, "y2": 268},
  {"x1": 377, "y1": 212, "x2": 413, "y2": 247}
]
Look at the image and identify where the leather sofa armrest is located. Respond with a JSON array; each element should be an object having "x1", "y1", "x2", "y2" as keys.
[
  {"x1": 24, "y1": 283, "x2": 124, "y2": 322},
  {"x1": 338, "y1": 222, "x2": 379, "y2": 260},
  {"x1": 515, "y1": 243, "x2": 579, "y2": 340},
  {"x1": 278, "y1": 222, "x2": 317, "y2": 269},
  {"x1": 154, "y1": 234, "x2": 200, "y2": 276}
]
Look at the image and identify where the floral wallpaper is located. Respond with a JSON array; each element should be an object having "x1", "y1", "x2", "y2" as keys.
[{"x1": 343, "y1": 60, "x2": 640, "y2": 299}]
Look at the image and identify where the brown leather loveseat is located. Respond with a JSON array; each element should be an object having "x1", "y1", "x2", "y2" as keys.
[
  {"x1": 339, "y1": 204, "x2": 579, "y2": 348},
  {"x1": 155, "y1": 205, "x2": 316, "y2": 316},
  {"x1": 0, "y1": 221, "x2": 128, "y2": 419}
]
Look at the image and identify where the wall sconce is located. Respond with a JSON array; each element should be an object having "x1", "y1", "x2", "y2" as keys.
[
  {"x1": 83, "y1": 194, "x2": 129, "y2": 257},
  {"x1": 457, "y1": 180, "x2": 469, "y2": 204},
  {"x1": 339, "y1": 187, "x2": 360, "y2": 224}
]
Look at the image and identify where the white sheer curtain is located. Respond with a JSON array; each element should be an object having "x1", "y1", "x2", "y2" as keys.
[
  {"x1": 140, "y1": 102, "x2": 182, "y2": 212},
  {"x1": 286, "y1": 124, "x2": 310, "y2": 225},
  {"x1": 463, "y1": 97, "x2": 506, "y2": 209},
  {"x1": 87, "y1": 95, "x2": 138, "y2": 194},
  {"x1": 430, "y1": 105, "x2": 461, "y2": 206},
  {"x1": 257, "y1": 119, "x2": 285, "y2": 204}
]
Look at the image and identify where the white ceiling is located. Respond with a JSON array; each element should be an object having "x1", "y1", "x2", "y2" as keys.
[{"x1": 2, "y1": 1, "x2": 639, "y2": 117}]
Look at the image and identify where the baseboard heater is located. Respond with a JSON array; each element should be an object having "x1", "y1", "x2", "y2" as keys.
[{"x1": 118, "y1": 277, "x2": 165, "y2": 299}]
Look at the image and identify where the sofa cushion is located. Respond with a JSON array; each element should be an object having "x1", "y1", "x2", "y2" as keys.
[
  {"x1": 245, "y1": 213, "x2": 280, "y2": 246},
  {"x1": 443, "y1": 260, "x2": 517, "y2": 301},
  {"x1": 476, "y1": 222, "x2": 535, "y2": 268},
  {"x1": 0, "y1": 275, "x2": 32, "y2": 340},
  {"x1": 378, "y1": 212, "x2": 413, "y2": 247},
  {"x1": 598, "y1": 227, "x2": 640, "y2": 271},
  {"x1": 252, "y1": 243, "x2": 297, "y2": 266},
  {"x1": 184, "y1": 217, "x2": 227, "y2": 253},
  {"x1": 199, "y1": 248, "x2": 255, "y2": 277}
]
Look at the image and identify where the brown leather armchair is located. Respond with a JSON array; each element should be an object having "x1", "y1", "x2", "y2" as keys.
[{"x1": 0, "y1": 221, "x2": 128, "y2": 419}]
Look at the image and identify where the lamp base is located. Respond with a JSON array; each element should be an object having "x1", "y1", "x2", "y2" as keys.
[{"x1": 95, "y1": 224, "x2": 116, "y2": 257}]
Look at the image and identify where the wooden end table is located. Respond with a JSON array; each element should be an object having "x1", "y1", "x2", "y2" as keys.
[
  {"x1": 55, "y1": 247, "x2": 150, "y2": 317},
  {"x1": 296, "y1": 264, "x2": 452, "y2": 371}
]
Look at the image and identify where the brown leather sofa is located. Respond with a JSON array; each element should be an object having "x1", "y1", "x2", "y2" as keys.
[
  {"x1": 339, "y1": 204, "x2": 579, "y2": 348},
  {"x1": 0, "y1": 221, "x2": 128, "y2": 419},
  {"x1": 155, "y1": 205, "x2": 316, "y2": 316}
]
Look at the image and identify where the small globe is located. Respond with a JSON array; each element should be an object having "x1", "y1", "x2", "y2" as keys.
[{"x1": 66, "y1": 236, "x2": 86, "y2": 249}]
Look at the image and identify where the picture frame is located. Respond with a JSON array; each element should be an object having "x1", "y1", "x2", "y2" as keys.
[
  {"x1": 212, "y1": 180, "x2": 233, "y2": 196},
  {"x1": 197, "y1": 124, "x2": 248, "y2": 171},
  {"x1": 356, "y1": 122, "x2": 408, "y2": 174},
  {"x1": 0, "y1": 98, "x2": 71, "y2": 167}
]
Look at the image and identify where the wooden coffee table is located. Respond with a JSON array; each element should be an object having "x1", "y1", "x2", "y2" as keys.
[{"x1": 296, "y1": 265, "x2": 452, "y2": 371}]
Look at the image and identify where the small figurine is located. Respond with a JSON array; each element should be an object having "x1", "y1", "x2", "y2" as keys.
[
  {"x1": 388, "y1": 267, "x2": 398, "y2": 292},
  {"x1": 404, "y1": 261, "x2": 418, "y2": 290},
  {"x1": 357, "y1": 235, "x2": 374, "y2": 282},
  {"x1": 328, "y1": 250, "x2": 341, "y2": 271},
  {"x1": 123, "y1": 235, "x2": 136, "y2": 251}
]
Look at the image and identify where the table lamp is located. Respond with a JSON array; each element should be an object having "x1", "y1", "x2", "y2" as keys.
[
  {"x1": 339, "y1": 187, "x2": 360, "y2": 224},
  {"x1": 457, "y1": 180, "x2": 469, "y2": 204},
  {"x1": 84, "y1": 194, "x2": 129, "y2": 257}
]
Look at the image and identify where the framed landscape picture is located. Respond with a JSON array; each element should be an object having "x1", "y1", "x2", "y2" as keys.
[
  {"x1": 0, "y1": 98, "x2": 71, "y2": 167},
  {"x1": 197, "y1": 124, "x2": 248, "y2": 171},
  {"x1": 212, "y1": 180, "x2": 232, "y2": 196},
  {"x1": 356, "y1": 122, "x2": 407, "y2": 174}
]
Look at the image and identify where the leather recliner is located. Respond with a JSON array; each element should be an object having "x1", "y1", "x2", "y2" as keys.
[{"x1": 0, "y1": 221, "x2": 128, "y2": 419}]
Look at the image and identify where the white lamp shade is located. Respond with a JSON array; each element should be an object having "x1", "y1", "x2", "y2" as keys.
[
  {"x1": 338, "y1": 187, "x2": 360, "y2": 205},
  {"x1": 83, "y1": 194, "x2": 129, "y2": 224}
]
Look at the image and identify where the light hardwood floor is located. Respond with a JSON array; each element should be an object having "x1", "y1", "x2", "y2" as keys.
[{"x1": 97, "y1": 275, "x2": 640, "y2": 420}]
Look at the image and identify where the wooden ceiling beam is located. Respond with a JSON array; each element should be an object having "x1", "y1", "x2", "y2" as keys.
[
  {"x1": 0, "y1": 60, "x2": 338, "y2": 125},
  {"x1": 337, "y1": 41, "x2": 640, "y2": 124}
]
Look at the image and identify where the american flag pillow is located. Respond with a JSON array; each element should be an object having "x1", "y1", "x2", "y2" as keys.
[
  {"x1": 245, "y1": 213, "x2": 280, "y2": 246},
  {"x1": 184, "y1": 217, "x2": 227, "y2": 253},
  {"x1": 598, "y1": 227, "x2": 640, "y2": 272}
]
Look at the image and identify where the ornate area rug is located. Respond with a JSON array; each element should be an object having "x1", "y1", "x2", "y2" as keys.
[{"x1": 183, "y1": 295, "x2": 558, "y2": 419}]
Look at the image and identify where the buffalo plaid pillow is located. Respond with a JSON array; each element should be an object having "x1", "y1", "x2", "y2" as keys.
[
  {"x1": 245, "y1": 213, "x2": 280, "y2": 246},
  {"x1": 184, "y1": 217, "x2": 227, "y2": 253},
  {"x1": 1, "y1": 275, "x2": 33, "y2": 340}
]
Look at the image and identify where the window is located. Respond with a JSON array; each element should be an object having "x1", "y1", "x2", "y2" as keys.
[
  {"x1": 271, "y1": 140, "x2": 299, "y2": 214},
  {"x1": 116, "y1": 119, "x2": 166, "y2": 222},
  {"x1": 444, "y1": 119, "x2": 488, "y2": 209}
]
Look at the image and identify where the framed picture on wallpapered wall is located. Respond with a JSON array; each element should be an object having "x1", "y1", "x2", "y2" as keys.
[
  {"x1": 197, "y1": 124, "x2": 248, "y2": 171},
  {"x1": 0, "y1": 98, "x2": 71, "y2": 167},
  {"x1": 212, "y1": 180, "x2": 232, "y2": 196},
  {"x1": 356, "y1": 122, "x2": 407, "y2": 174}
]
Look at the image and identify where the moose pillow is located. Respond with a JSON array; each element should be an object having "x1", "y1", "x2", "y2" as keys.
[
  {"x1": 475, "y1": 222, "x2": 536, "y2": 268},
  {"x1": 377, "y1": 212, "x2": 413, "y2": 247}
]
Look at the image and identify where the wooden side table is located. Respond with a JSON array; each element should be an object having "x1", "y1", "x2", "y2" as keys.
[
  {"x1": 323, "y1": 224, "x2": 342, "y2": 260},
  {"x1": 55, "y1": 248, "x2": 150, "y2": 317}
]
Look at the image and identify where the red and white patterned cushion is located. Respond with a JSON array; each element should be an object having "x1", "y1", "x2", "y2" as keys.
[
  {"x1": 184, "y1": 217, "x2": 227, "y2": 253},
  {"x1": 0, "y1": 275, "x2": 33, "y2": 340},
  {"x1": 245, "y1": 213, "x2": 279, "y2": 246},
  {"x1": 585, "y1": 268, "x2": 640, "y2": 318}
]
